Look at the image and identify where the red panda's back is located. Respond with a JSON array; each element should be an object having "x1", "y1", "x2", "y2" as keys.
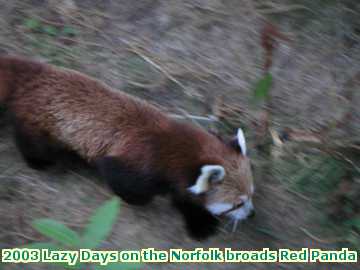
[
  {"x1": 0, "y1": 56, "x2": 43, "y2": 103},
  {"x1": 3, "y1": 57, "x2": 169, "y2": 160}
]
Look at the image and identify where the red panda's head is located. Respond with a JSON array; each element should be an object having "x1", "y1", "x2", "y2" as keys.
[{"x1": 188, "y1": 128, "x2": 255, "y2": 225}]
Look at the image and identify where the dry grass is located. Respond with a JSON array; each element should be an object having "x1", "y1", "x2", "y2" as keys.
[{"x1": 0, "y1": 0, "x2": 359, "y2": 269}]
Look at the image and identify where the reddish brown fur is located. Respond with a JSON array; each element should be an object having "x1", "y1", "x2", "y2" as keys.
[
  {"x1": 0, "y1": 55, "x2": 255, "y2": 239},
  {"x1": 0, "y1": 55, "x2": 233, "y2": 187}
]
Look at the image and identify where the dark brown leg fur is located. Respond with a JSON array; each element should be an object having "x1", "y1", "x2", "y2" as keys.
[
  {"x1": 171, "y1": 192, "x2": 219, "y2": 240},
  {"x1": 94, "y1": 156, "x2": 168, "y2": 205},
  {"x1": 14, "y1": 123, "x2": 57, "y2": 170}
]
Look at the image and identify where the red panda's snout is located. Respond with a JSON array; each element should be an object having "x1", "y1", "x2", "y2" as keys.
[{"x1": 187, "y1": 128, "x2": 255, "y2": 227}]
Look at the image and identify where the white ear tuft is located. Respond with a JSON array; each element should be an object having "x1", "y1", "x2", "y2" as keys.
[
  {"x1": 237, "y1": 128, "x2": 247, "y2": 156},
  {"x1": 188, "y1": 165, "x2": 225, "y2": 195}
]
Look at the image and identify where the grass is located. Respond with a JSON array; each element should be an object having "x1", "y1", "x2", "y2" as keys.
[
  {"x1": 0, "y1": 1, "x2": 359, "y2": 270},
  {"x1": 273, "y1": 147, "x2": 360, "y2": 250},
  {"x1": 21, "y1": 17, "x2": 81, "y2": 67},
  {"x1": 18, "y1": 197, "x2": 142, "y2": 269}
]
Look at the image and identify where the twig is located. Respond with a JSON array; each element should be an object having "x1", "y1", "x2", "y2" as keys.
[
  {"x1": 87, "y1": 10, "x2": 114, "y2": 20},
  {"x1": 174, "y1": 108, "x2": 206, "y2": 128},
  {"x1": 33, "y1": 16, "x2": 65, "y2": 27},
  {"x1": 57, "y1": 8, "x2": 194, "y2": 97},
  {"x1": 333, "y1": 151, "x2": 360, "y2": 173},
  {"x1": 1, "y1": 232, "x2": 40, "y2": 242},
  {"x1": 184, "y1": 3, "x2": 229, "y2": 16},
  {"x1": 169, "y1": 113, "x2": 218, "y2": 123},
  {"x1": 127, "y1": 80, "x2": 165, "y2": 90},
  {"x1": 349, "y1": 144, "x2": 360, "y2": 151},
  {"x1": 257, "y1": 5, "x2": 312, "y2": 14},
  {"x1": 127, "y1": 46, "x2": 192, "y2": 96},
  {"x1": 59, "y1": 37, "x2": 113, "y2": 50},
  {"x1": 285, "y1": 187, "x2": 312, "y2": 202},
  {"x1": 300, "y1": 227, "x2": 343, "y2": 244}
]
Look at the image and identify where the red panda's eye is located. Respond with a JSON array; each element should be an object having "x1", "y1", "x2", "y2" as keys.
[{"x1": 209, "y1": 172, "x2": 221, "y2": 182}]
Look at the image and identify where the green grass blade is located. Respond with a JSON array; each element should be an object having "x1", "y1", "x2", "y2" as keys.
[
  {"x1": 32, "y1": 219, "x2": 81, "y2": 247},
  {"x1": 43, "y1": 25, "x2": 58, "y2": 36},
  {"x1": 81, "y1": 197, "x2": 120, "y2": 249},
  {"x1": 24, "y1": 18, "x2": 41, "y2": 30},
  {"x1": 62, "y1": 26, "x2": 77, "y2": 36},
  {"x1": 253, "y1": 73, "x2": 273, "y2": 103}
]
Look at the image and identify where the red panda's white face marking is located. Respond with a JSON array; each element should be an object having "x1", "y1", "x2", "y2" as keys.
[
  {"x1": 188, "y1": 165, "x2": 225, "y2": 194},
  {"x1": 189, "y1": 128, "x2": 255, "y2": 226},
  {"x1": 205, "y1": 160, "x2": 254, "y2": 220}
]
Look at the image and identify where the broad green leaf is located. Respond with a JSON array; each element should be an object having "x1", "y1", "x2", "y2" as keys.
[
  {"x1": 43, "y1": 25, "x2": 58, "y2": 36},
  {"x1": 24, "y1": 18, "x2": 41, "y2": 30},
  {"x1": 94, "y1": 262, "x2": 143, "y2": 270},
  {"x1": 32, "y1": 218, "x2": 81, "y2": 247},
  {"x1": 253, "y1": 73, "x2": 273, "y2": 102},
  {"x1": 81, "y1": 197, "x2": 120, "y2": 249}
]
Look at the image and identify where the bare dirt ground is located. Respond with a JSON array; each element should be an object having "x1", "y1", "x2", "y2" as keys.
[{"x1": 0, "y1": 1, "x2": 359, "y2": 269}]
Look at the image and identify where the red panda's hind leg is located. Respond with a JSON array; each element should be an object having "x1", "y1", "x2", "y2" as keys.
[{"x1": 14, "y1": 123, "x2": 58, "y2": 170}]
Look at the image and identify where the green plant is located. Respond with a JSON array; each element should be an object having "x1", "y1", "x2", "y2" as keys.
[
  {"x1": 23, "y1": 197, "x2": 141, "y2": 270},
  {"x1": 345, "y1": 219, "x2": 360, "y2": 250},
  {"x1": 62, "y1": 26, "x2": 77, "y2": 36},
  {"x1": 275, "y1": 151, "x2": 360, "y2": 250},
  {"x1": 42, "y1": 25, "x2": 58, "y2": 36},
  {"x1": 24, "y1": 17, "x2": 77, "y2": 38},
  {"x1": 22, "y1": 17, "x2": 80, "y2": 67},
  {"x1": 252, "y1": 73, "x2": 273, "y2": 104},
  {"x1": 24, "y1": 18, "x2": 41, "y2": 31}
]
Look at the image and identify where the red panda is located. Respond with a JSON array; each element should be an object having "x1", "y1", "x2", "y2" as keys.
[{"x1": 0, "y1": 55, "x2": 254, "y2": 239}]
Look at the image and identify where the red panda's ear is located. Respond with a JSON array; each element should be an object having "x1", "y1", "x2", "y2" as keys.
[
  {"x1": 188, "y1": 165, "x2": 225, "y2": 195},
  {"x1": 229, "y1": 128, "x2": 247, "y2": 156}
]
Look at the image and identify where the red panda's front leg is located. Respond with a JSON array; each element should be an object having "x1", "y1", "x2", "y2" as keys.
[
  {"x1": 95, "y1": 156, "x2": 168, "y2": 205},
  {"x1": 95, "y1": 157, "x2": 219, "y2": 239},
  {"x1": 171, "y1": 192, "x2": 219, "y2": 240}
]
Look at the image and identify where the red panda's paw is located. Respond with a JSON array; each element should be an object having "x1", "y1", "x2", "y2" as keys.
[
  {"x1": 186, "y1": 206, "x2": 219, "y2": 240},
  {"x1": 172, "y1": 195, "x2": 219, "y2": 240}
]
